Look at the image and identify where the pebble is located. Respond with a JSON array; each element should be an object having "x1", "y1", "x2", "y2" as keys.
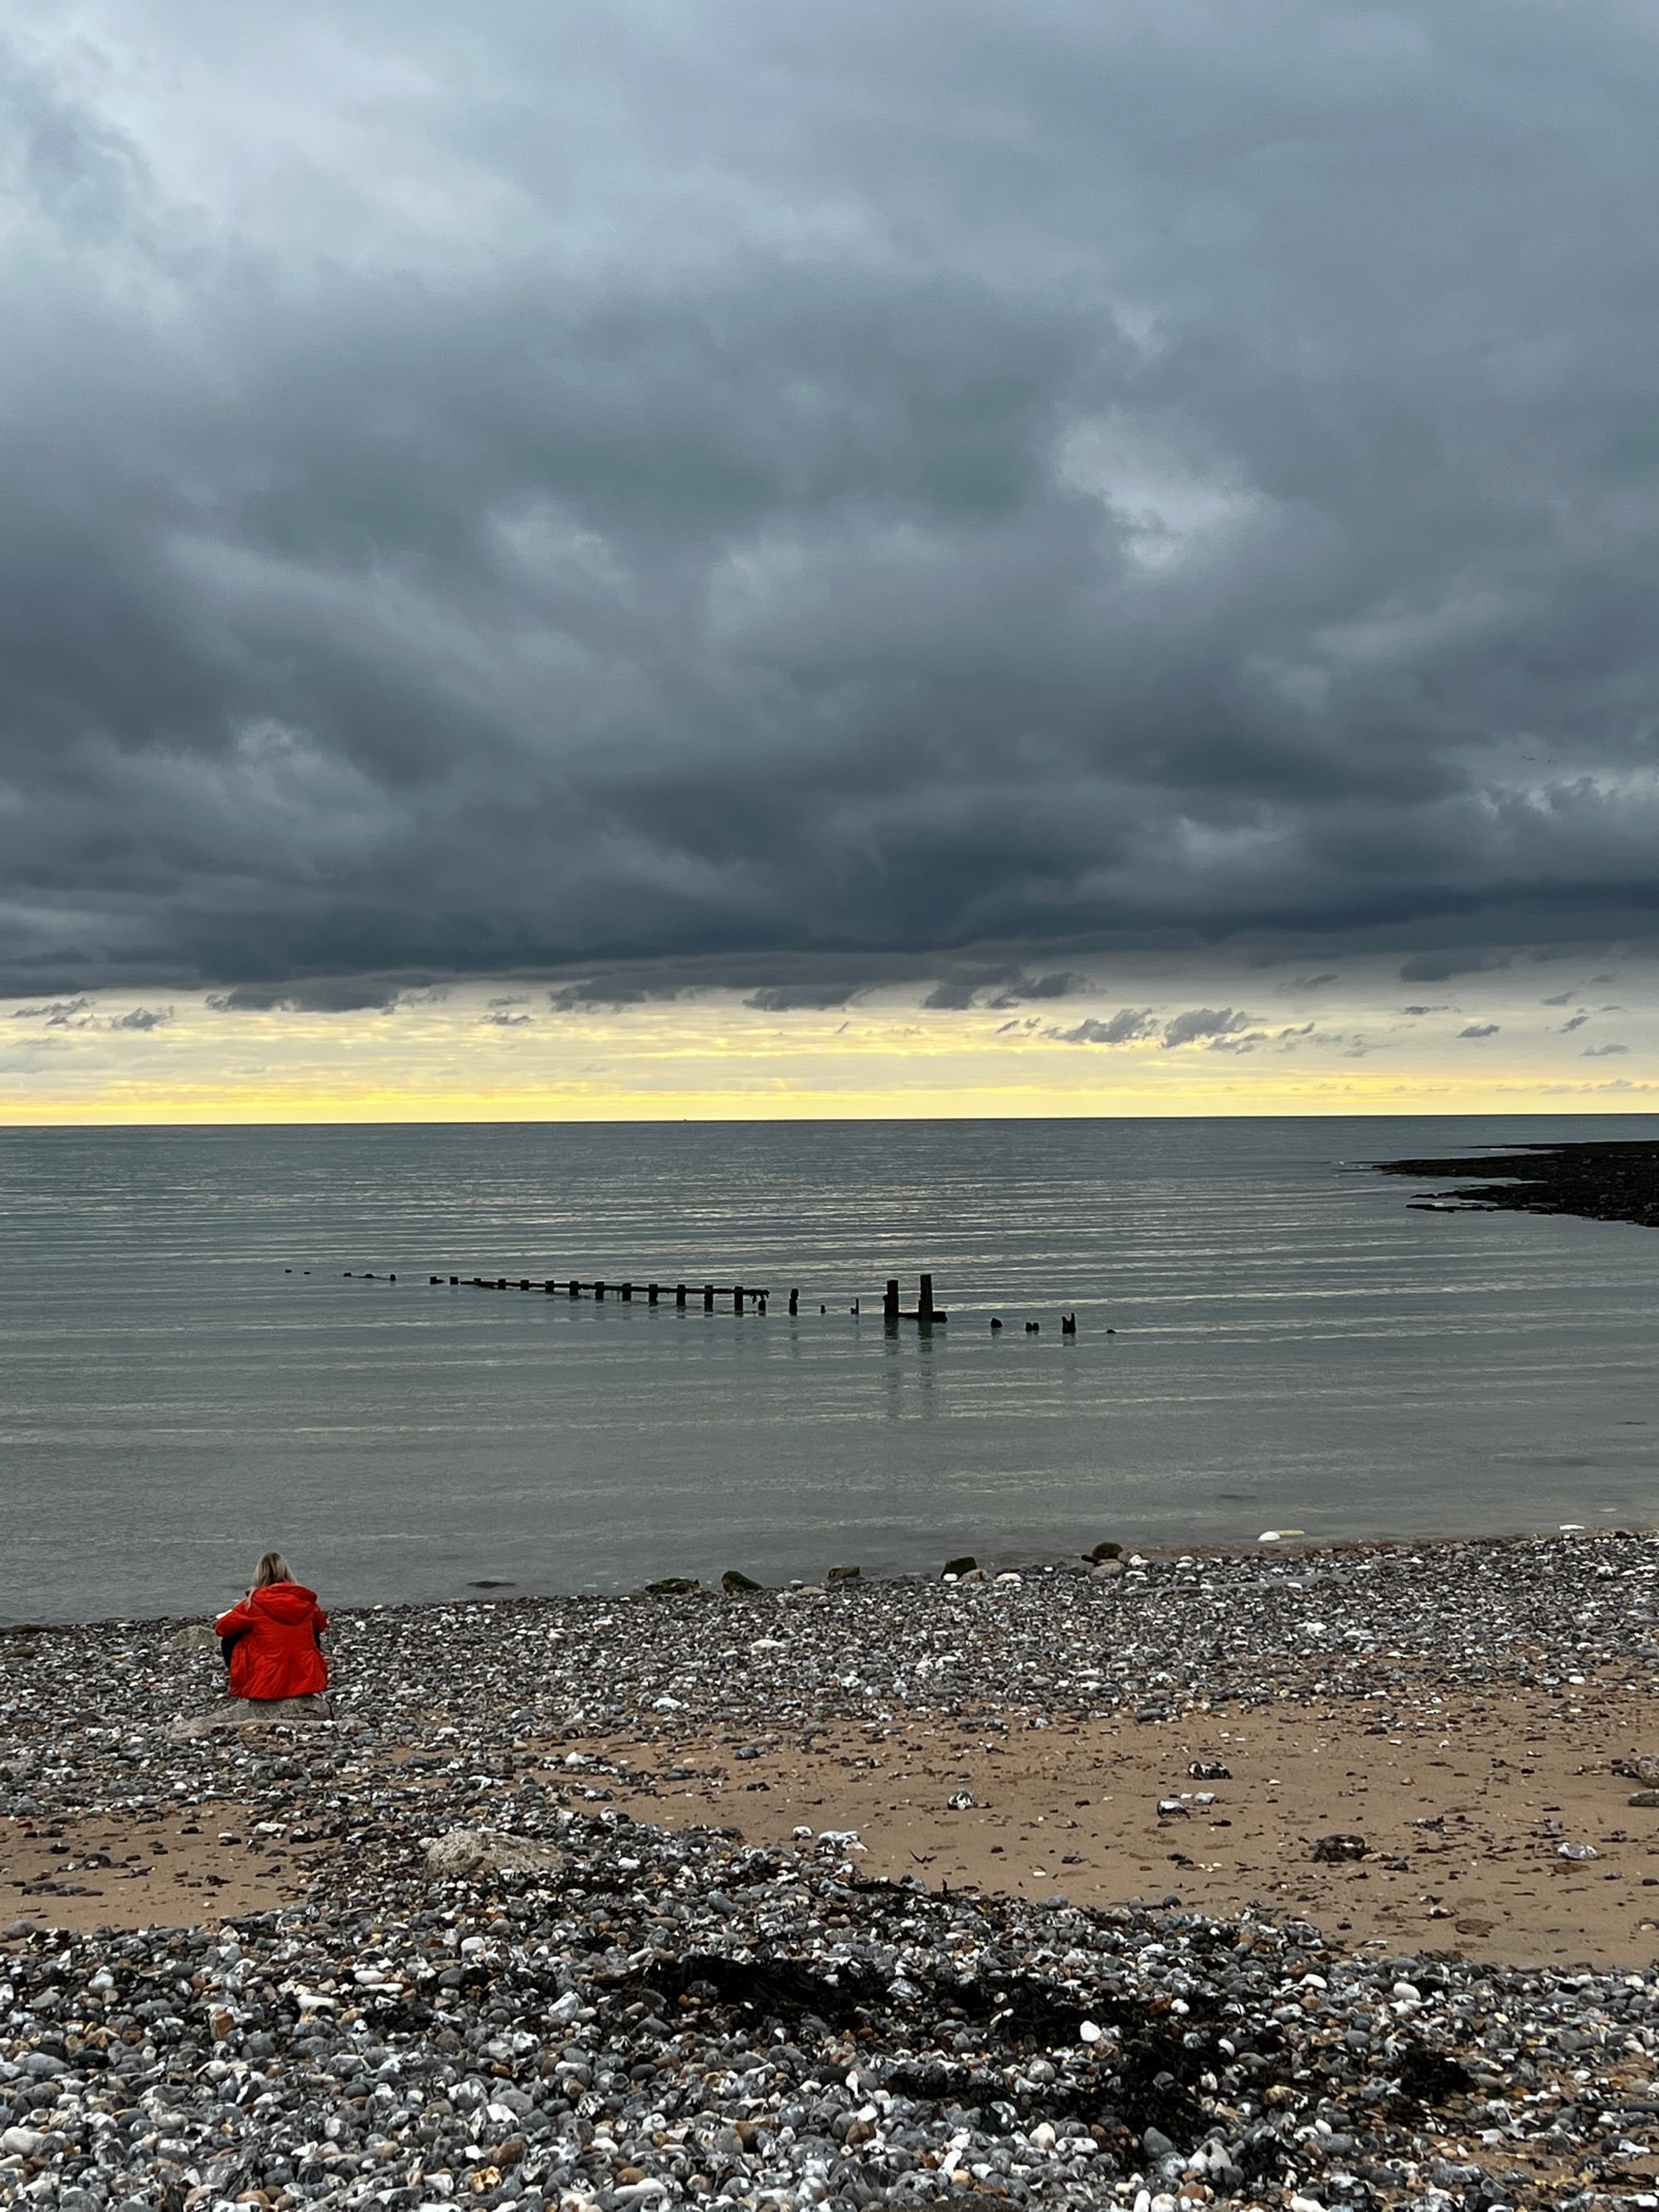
[{"x1": 3, "y1": 1527, "x2": 1659, "y2": 2207}]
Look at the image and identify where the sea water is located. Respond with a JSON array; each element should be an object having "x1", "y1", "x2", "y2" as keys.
[{"x1": 2, "y1": 1115, "x2": 1657, "y2": 1622}]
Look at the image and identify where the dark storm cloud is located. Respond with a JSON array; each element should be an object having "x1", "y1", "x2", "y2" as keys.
[
  {"x1": 546, "y1": 980, "x2": 688, "y2": 1012},
  {"x1": 1398, "y1": 952, "x2": 1515, "y2": 984},
  {"x1": 1051, "y1": 1004, "x2": 1259, "y2": 1047},
  {"x1": 1052, "y1": 1009, "x2": 1159, "y2": 1045},
  {"x1": 921, "y1": 965, "x2": 1086, "y2": 1009},
  {"x1": 1458, "y1": 1023, "x2": 1501, "y2": 1039},
  {"x1": 205, "y1": 982, "x2": 408, "y2": 1014},
  {"x1": 1161, "y1": 1008, "x2": 1256, "y2": 1048},
  {"x1": 987, "y1": 971, "x2": 1088, "y2": 1009},
  {"x1": 5, "y1": 2, "x2": 1659, "y2": 999},
  {"x1": 743, "y1": 984, "x2": 864, "y2": 1011}
]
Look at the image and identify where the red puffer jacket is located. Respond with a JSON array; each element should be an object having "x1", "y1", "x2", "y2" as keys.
[{"x1": 215, "y1": 1582, "x2": 329, "y2": 1702}]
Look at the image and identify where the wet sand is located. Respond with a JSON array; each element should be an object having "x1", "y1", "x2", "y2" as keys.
[
  {"x1": 586, "y1": 1685, "x2": 1659, "y2": 1971},
  {"x1": 13, "y1": 1679, "x2": 1659, "y2": 1970},
  {"x1": 0, "y1": 1800, "x2": 325, "y2": 1933}
]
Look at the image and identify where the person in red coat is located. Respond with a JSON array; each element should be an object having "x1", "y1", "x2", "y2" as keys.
[{"x1": 215, "y1": 1552, "x2": 329, "y2": 1702}]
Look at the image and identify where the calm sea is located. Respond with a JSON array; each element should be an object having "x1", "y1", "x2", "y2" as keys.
[{"x1": 2, "y1": 1116, "x2": 1657, "y2": 1624}]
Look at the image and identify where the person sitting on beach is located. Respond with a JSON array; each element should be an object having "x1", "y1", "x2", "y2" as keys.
[{"x1": 215, "y1": 1552, "x2": 330, "y2": 1703}]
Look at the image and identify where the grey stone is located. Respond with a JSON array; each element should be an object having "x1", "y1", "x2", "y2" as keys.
[
  {"x1": 166, "y1": 1693, "x2": 333, "y2": 1738},
  {"x1": 423, "y1": 1828, "x2": 566, "y2": 1878}
]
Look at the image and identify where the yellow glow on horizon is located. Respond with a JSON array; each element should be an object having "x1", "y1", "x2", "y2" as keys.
[
  {"x1": 0, "y1": 1067, "x2": 1648, "y2": 1125},
  {"x1": 1, "y1": 981, "x2": 1652, "y2": 1123}
]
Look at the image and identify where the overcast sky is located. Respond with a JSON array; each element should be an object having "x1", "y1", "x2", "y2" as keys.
[{"x1": 3, "y1": 1, "x2": 1658, "y2": 1114}]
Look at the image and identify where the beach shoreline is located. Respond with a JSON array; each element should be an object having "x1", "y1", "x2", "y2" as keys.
[
  {"x1": 7, "y1": 1519, "x2": 1658, "y2": 1637},
  {"x1": 6, "y1": 1529, "x2": 1659, "y2": 2205}
]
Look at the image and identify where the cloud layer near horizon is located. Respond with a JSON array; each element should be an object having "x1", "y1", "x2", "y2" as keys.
[{"x1": 4, "y1": 0, "x2": 1659, "y2": 1004}]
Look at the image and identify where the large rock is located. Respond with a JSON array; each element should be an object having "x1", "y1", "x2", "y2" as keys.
[
  {"x1": 644, "y1": 1577, "x2": 701, "y2": 1597},
  {"x1": 167, "y1": 1694, "x2": 333, "y2": 1739},
  {"x1": 721, "y1": 1569, "x2": 762, "y2": 1594},
  {"x1": 424, "y1": 1827, "x2": 565, "y2": 1878},
  {"x1": 168, "y1": 1623, "x2": 221, "y2": 1652}
]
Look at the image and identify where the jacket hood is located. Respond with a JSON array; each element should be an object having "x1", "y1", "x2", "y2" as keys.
[{"x1": 250, "y1": 1581, "x2": 319, "y2": 1621}]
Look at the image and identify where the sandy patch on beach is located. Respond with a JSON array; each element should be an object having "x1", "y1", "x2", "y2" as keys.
[
  {"x1": 0, "y1": 1803, "x2": 326, "y2": 1934},
  {"x1": 576, "y1": 1683, "x2": 1659, "y2": 1970}
]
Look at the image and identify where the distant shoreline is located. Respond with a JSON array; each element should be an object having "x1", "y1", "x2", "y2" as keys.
[
  {"x1": 5, "y1": 1523, "x2": 1657, "y2": 1637},
  {"x1": 1375, "y1": 1135, "x2": 1659, "y2": 1230}
]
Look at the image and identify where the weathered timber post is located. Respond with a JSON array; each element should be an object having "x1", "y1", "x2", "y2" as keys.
[
  {"x1": 568, "y1": 1280, "x2": 580, "y2": 1297},
  {"x1": 620, "y1": 1281, "x2": 633, "y2": 1300},
  {"x1": 883, "y1": 1278, "x2": 900, "y2": 1323},
  {"x1": 703, "y1": 1284, "x2": 714, "y2": 1310},
  {"x1": 648, "y1": 1282, "x2": 660, "y2": 1305},
  {"x1": 675, "y1": 1283, "x2": 687, "y2": 1307},
  {"x1": 595, "y1": 1281, "x2": 606, "y2": 1299},
  {"x1": 918, "y1": 1273, "x2": 935, "y2": 1323},
  {"x1": 733, "y1": 1283, "x2": 744, "y2": 1312}
]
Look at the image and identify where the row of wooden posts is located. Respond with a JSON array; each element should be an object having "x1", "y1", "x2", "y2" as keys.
[
  {"x1": 438, "y1": 1275, "x2": 792, "y2": 1313},
  {"x1": 342, "y1": 1269, "x2": 954, "y2": 1323}
]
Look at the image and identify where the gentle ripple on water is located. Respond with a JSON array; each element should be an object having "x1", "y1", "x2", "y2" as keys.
[{"x1": 2, "y1": 1114, "x2": 1657, "y2": 1621}]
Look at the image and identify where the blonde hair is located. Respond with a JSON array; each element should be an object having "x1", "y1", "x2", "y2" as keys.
[{"x1": 253, "y1": 1551, "x2": 293, "y2": 1589}]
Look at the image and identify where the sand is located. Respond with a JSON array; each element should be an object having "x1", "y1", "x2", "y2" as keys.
[
  {"x1": 0, "y1": 1800, "x2": 323, "y2": 1933},
  {"x1": 579, "y1": 1683, "x2": 1659, "y2": 1971}
]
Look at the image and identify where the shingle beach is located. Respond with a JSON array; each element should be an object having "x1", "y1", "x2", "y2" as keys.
[{"x1": 6, "y1": 1532, "x2": 1659, "y2": 2210}]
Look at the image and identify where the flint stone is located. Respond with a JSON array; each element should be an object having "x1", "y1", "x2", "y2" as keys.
[
  {"x1": 720, "y1": 1570, "x2": 762, "y2": 1594},
  {"x1": 1312, "y1": 1833, "x2": 1368, "y2": 1862},
  {"x1": 942, "y1": 1556, "x2": 978, "y2": 1578},
  {"x1": 827, "y1": 1565, "x2": 861, "y2": 1582},
  {"x1": 644, "y1": 1578, "x2": 700, "y2": 1597}
]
